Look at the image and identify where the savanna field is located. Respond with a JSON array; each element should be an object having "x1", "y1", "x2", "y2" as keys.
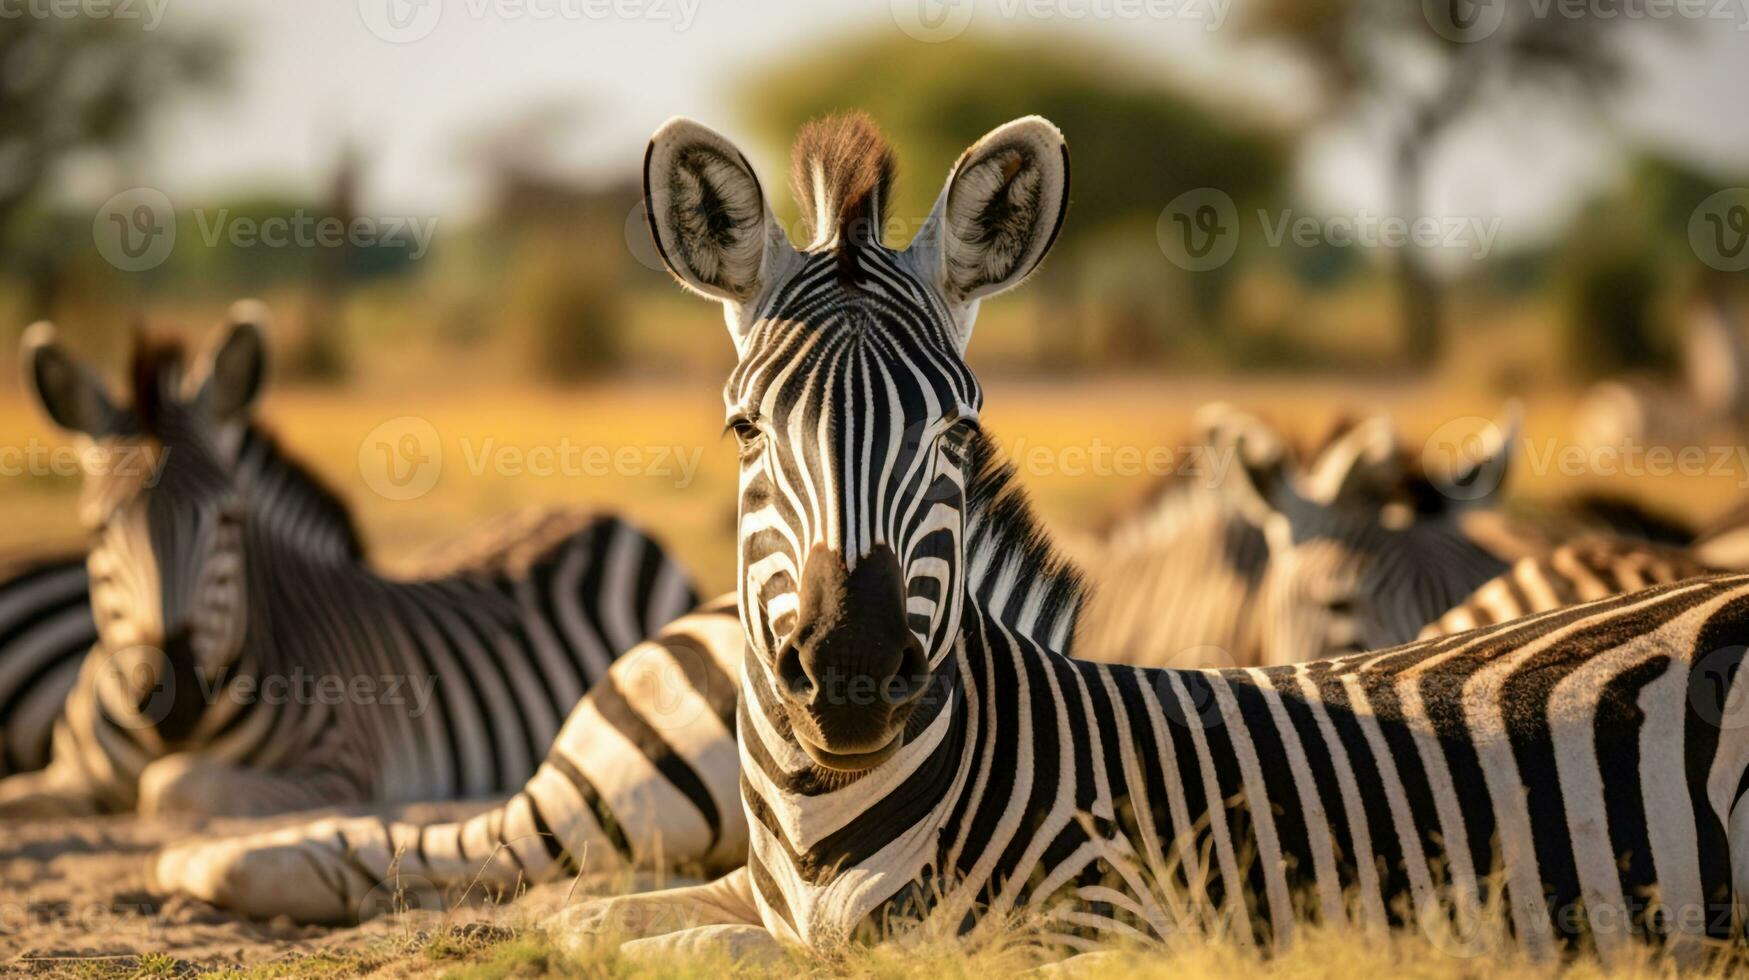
[
  {"x1": 7, "y1": 2, "x2": 1749, "y2": 974},
  {"x1": 5, "y1": 299, "x2": 1749, "y2": 979}
]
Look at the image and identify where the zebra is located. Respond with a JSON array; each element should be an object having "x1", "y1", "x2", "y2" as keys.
[
  {"x1": 153, "y1": 596, "x2": 748, "y2": 923},
  {"x1": 152, "y1": 117, "x2": 1749, "y2": 951},
  {"x1": 0, "y1": 309, "x2": 698, "y2": 818},
  {"x1": 503, "y1": 111, "x2": 1749, "y2": 962},
  {"x1": 1075, "y1": 404, "x2": 1533, "y2": 669},
  {"x1": 0, "y1": 550, "x2": 96, "y2": 776},
  {"x1": 1417, "y1": 535, "x2": 1717, "y2": 639}
]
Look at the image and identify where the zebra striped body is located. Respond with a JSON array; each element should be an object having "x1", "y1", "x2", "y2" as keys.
[
  {"x1": 0, "y1": 552, "x2": 96, "y2": 776},
  {"x1": 154, "y1": 598, "x2": 746, "y2": 923},
  {"x1": 3, "y1": 316, "x2": 697, "y2": 817},
  {"x1": 1420, "y1": 535, "x2": 1715, "y2": 639},
  {"x1": 538, "y1": 113, "x2": 1749, "y2": 962}
]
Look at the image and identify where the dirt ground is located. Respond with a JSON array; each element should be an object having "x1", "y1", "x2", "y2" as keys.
[{"x1": 0, "y1": 799, "x2": 604, "y2": 977}]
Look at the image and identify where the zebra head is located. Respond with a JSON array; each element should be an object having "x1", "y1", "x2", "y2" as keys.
[
  {"x1": 21, "y1": 306, "x2": 269, "y2": 733},
  {"x1": 644, "y1": 113, "x2": 1068, "y2": 771},
  {"x1": 1223, "y1": 412, "x2": 1517, "y2": 662}
]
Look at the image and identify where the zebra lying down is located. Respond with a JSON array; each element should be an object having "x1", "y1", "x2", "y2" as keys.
[
  {"x1": 549, "y1": 111, "x2": 1749, "y2": 961},
  {"x1": 0, "y1": 550, "x2": 95, "y2": 777},
  {"x1": 159, "y1": 114, "x2": 1749, "y2": 962},
  {"x1": 0, "y1": 309, "x2": 697, "y2": 818}
]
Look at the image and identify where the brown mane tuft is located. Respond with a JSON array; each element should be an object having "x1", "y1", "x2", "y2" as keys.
[{"x1": 789, "y1": 111, "x2": 897, "y2": 251}]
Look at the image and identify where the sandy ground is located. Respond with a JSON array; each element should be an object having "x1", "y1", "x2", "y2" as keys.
[{"x1": 0, "y1": 799, "x2": 592, "y2": 976}]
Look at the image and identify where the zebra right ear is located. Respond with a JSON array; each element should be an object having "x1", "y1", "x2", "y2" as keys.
[
  {"x1": 20, "y1": 322, "x2": 122, "y2": 437},
  {"x1": 196, "y1": 300, "x2": 270, "y2": 423},
  {"x1": 643, "y1": 119, "x2": 794, "y2": 327}
]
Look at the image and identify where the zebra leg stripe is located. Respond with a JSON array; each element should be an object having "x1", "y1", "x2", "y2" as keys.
[{"x1": 151, "y1": 600, "x2": 747, "y2": 923}]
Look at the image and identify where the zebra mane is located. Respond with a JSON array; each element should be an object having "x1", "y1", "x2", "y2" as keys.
[
  {"x1": 789, "y1": 111, "x2": 896, "y2": 252},
  {"x1": 128, "y1": 330, "x2": 189, "y2": 437},
  {"x1": 235, "y1": 426, "x2": 366, "y2": 561},
  {"x1": 962, "y1": 427, "x2": 1086, "y2": 643},
  {"x1": 122, "y1": 330, "x2": 364, "y2": 560}
]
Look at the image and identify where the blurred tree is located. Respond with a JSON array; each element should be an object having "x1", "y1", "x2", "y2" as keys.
[
  {"x1": 737, "y1": 34, "x2": 1289, "y2": 367},
  {"x1": 1248, "y1": 0, "x2": 1664, "y2": 369},
  {"x1": 1555, "y1": 152, "x2": 1745, "y2": 381},
  {"x1": 0, "y1": 14, "x2": 227, "y2": 318}
]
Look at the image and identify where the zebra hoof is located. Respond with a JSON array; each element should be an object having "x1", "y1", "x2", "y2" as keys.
[{"x1": 152, "y1": 822, "x2": 370, "y2": 924}]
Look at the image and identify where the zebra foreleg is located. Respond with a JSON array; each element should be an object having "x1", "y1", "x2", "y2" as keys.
[
  {"x1": 0, "y1": 761, "x2": 101, "y2": 818},
  {"x1": 546, "y1": 866, "x2": 777, "y2": 962},
  {"x1": 137, "y1": 754, "x2": 364, "y2": 818}
]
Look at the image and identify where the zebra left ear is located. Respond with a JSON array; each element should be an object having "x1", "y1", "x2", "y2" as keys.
[
  {"x1": 1302, "y1": 415, "x2": 1400, "y2": 506},
  {"x1": 915, "y1": 117, "x2": 1070, "y2": 318},
  {"x1": 196, "y1": 300, "x2": 270, "y2": 423}
]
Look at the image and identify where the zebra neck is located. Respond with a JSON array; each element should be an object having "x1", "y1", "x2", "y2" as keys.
[
  {"x1": 960, "y1": 430, "x2": 1085, "y2": 656},
  {"x1": 234, "y1": 427, "x2": 364, "y2": 565}
]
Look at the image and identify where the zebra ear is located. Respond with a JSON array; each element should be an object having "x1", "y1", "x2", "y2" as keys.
[
  {"x1": 1303, "y1": 414, "x2": 1400, "y2": 506},
  {"x1": 1198, "y1": 403, "x2": 1292, "y2": 529},
  {"x1": 915, "y1": 116, "x2": 1070, "y2": 313},
  {"x1": 1440, "y1": 404, "x2": 1520, "y2": 507},
  {"x1": 643, "y1": 118, "x2": 793, "y2": 319},
  {"x1": 20, "y1": 322, "x2": 122, "y2": 437},
  {"x1": 196, "y1": 300, "x2": 270, "y2": 423}
]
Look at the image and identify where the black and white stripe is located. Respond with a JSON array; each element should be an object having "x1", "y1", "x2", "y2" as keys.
[
  {"x1": 0, "y1": 551, "x2": 96, "y2": 776},
  {"x1": 565, "y1": 113, "x2": 1749, "y2": 962},
  {"x1": 1418, "y1": 534, "x2": 1715, "y2": 639},
  {"x1": 1, "y1": 315, "x2": 697, "y2": 818}
]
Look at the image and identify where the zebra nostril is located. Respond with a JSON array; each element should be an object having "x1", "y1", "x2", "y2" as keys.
[
  {"x1": 884, "y1": 636, "x2": 930, "y2": 707},
  {"x1": 775, "y1": 641, "x2": 815, "y2": 704}
]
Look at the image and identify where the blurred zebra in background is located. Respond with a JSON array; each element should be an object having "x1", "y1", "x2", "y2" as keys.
[
  {"x1": 0, "y1": 308, "x2": 696, "y2": 818},
  {"x1": 0, "y1": 551, "x2": 95, "y2": 776},
  {"x1": 1576, "y1": 286, "x2": 1749, "y2": 452}
]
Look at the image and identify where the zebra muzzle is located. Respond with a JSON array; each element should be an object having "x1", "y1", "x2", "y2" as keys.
[{"x1": 774, "y1": 544, "x2": 931, "y2": 768}]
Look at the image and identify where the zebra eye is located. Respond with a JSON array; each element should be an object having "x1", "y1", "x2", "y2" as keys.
[{"x1": 728, "y1": 417, "x2": 764, "y2": 457}]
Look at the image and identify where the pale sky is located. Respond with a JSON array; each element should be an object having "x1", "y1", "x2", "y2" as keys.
[{"x1": 96, "y1": 0, "x2": 1749, "y2": 249}]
